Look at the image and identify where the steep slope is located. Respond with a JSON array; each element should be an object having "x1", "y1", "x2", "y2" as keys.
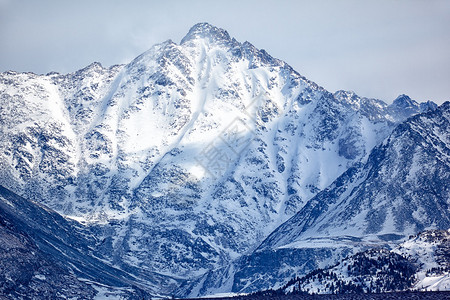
[
  {"x1": 0, "y1": 212, "x2": 96, "y2": 299},
  {"x1": 262, "y1": 101, "x2": 450, "y2": 247},
  {"x1": 0, "y1": 23, "x2": 441, "y2": 296},
  {"x1": 278, "y1": 229, "x2": 449, "y2": 295},
  {"x1": 0, "y1": 184, "x2": 178, "y2": 298},
  {"x1": 232, "y1": 102, "x2": 450, "y2": 294},
  {"x1": 0, "y1": 62, "x2": 123, "y2": 214}
]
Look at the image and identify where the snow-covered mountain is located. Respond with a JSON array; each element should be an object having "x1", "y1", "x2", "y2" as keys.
[
  {"x1": 0, "y1": 23, "x2": 447, "y2": 298},
  {"x1": 229, "y1": 101, "x2": 449, "y2": 294},
  {"x1": 277, "y1": 229, "x2": 450, "y2": 295}
]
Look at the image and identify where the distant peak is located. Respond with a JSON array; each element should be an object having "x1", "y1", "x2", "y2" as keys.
[
  {"x1": 88, "y1": 61, "x2": 103, "y2": 68},
  {"x1": 83, "y1": 61, "x2": 103, "y2": 71},
  {"x1": 180, "y1": 22, "x2": 234, "y2": 45},
  {"x1": 394, "y1": 94, "x2": 411, "y2": 101},
  {"x1": 419, "y1": 100, "x2": 438, "y2": 113},
  {"x1": 393, "y1": 94, "x2": 417, "y2": 108},
  {"x1": 334, "y1": 90, "x2": 357, "y2": 98},
  {"x1": 76, "y1": 61, "x2": 104, "y2": 74}
]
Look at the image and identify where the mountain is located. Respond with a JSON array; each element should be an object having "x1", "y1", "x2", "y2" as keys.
[
  {"x1": 0, "y1": 214, "x2": 96, "y2": 299},
  {"x1": 0, "y1": 23, "x2": 446, "y2": 297},
  {"x1": 230, "y1": 102, "x2": 450, "y2": 294},
  {"x1": 0, "y1": 184, "x2": 163, "y2": 299},
  {"x1": 277, "y1": 229, "x2": 450, "y2": 295}
]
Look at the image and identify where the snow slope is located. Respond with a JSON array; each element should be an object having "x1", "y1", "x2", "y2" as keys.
[{"x1": 232, "y1": 102, "x2": 449, "y2": 294}]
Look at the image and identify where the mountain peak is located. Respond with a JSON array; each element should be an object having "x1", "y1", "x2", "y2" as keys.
[
  {"x1": 180, "y1": 22, "x2": 234, "y2": 45},
  {"x1": 392, "y1": 94, "x2": 417, "y2": 108},
  {"x1": 419, "y1": 100, "x2": 438, "y2": 113}
]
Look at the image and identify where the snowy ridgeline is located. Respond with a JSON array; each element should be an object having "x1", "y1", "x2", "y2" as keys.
[{"x1": 0, "y1": 22, "x2": 449, "y2": 298}]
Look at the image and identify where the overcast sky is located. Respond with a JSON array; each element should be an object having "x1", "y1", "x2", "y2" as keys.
[{"x1": 1, "y1": 0, "x2": 449, "y2": 104}]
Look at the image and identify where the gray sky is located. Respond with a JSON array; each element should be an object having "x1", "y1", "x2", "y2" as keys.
[{"x1": 1, "y1": 0, "x2": 449, "y2": 104}]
